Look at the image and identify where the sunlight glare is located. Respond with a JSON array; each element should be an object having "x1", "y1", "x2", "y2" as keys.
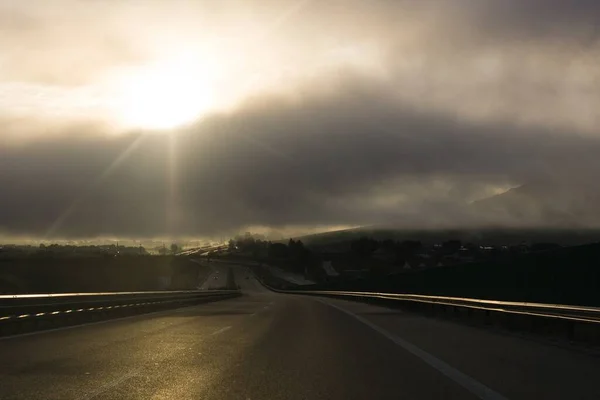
[{"x1": 115, "y1": 55, "x2": 217, "y2": 130}]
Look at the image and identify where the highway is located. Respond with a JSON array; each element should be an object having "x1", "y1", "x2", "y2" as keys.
[
  {"x1": 0, "y1": 265, "x2": 599, "y2": 399},
  {"x1": 191, "y1": 259, "x2": 233, "y2": 290}
]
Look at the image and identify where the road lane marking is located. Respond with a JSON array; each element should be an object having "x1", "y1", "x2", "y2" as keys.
[
  {"x1": 0, "y1": 303, "x2": 213, "y2": 341},
  {"x1": 318, "y1": 299, "x2": 509, "y2": 400},
  {"x1": 211, "y1": 326, "x2": 231, "y2": 335}
]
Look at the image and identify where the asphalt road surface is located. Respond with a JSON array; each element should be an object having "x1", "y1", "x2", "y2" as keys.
[{"x1": 1, "y1": 265, "x2": 599, "y2": 399}]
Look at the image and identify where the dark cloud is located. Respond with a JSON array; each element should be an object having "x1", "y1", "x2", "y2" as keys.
[
  {"x1": 2, "y1": 76, "x2": 600, "y2": 238},
  {"x1": 465, "y1": 0, "x2": 600, "y2": 41},
  {"x1": 339, "y1": 0, "x2": 600, "y2": 47},
  {"x1": 2, "y1": 1, "x2": 600, "y2": 238}
]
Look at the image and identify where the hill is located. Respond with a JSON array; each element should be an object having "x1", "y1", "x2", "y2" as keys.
[
  {"x1": 471, "y1": 180, "x2": 600, "y2": 228},
  {"x1": 299, "y1": 226, "x2": 600, "y2": 248},
  {"x1": 302, "y1": 242, "x2": 600, "y2": 306}
]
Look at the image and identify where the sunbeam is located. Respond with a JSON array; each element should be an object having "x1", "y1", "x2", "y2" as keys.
[
  {"x1": 44, "y1": 134, "x2": 147, "y2": 238},
  {"x1": 166, "y1": 131, "x2": 179, "y2": 239}
]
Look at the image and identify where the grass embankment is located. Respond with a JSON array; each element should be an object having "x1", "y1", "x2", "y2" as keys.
[
  {"x1": 298, "y1": 243, "x2": 600, "y2": 306},
  {"x1": 0, "y1": 256, "x2": 207, "y2": 294}
]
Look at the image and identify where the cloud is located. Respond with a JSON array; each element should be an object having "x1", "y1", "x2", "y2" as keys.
[
  {"x1": 1, "y1": 1, "x2": 600, "y2": 238},
  {"x1": 2, "y1": 74, "x2": 600, "y2": 238},
  {"x1": 0, "y1": 1, "x2": 149, "y2": 87},
  {"x1": 463, "y1": 0, "x2": 600, "y2": 42},
  {"x1": 3, "y1": 0, "x2": 600, "y2": 136}
]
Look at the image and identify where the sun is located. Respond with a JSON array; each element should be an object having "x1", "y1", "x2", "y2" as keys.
[{"x1": 114, "y1": 56, "x2": 217, "y2": 130}]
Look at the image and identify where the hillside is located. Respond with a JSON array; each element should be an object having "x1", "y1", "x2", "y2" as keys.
[
  {"x1": 300, "y1": 226, "x2": 600, "y2": 248},
  {"x1": 301, "y1": 242, "x2": 600, "y2": 306},
  {"x1": 471, "y1": 181, "x2": 600, "y2": 228}
]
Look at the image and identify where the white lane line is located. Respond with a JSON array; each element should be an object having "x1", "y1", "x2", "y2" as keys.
[
  {"x1": 0, "y1": 303, "x2": 209, "y2": 341},
  {"x1": 318, "y1": 299, "x2": 509, "y2": 400},
  {"x1": 211, "y1": 326, "x2": 231, "y2": 335},
  {"x1": 78, "y1": 369, "x2": 140, "y2": 400}
]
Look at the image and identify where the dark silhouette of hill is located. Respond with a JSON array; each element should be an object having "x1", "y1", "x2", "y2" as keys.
[
  {"x1": 300, "y1": 242, "x2": 600, "y2": 306},
  {"x1": 471, "y1": 180, "x2": 600, "y2": 228},
  {"x1": 300, "y1": 226, "x2": 600, "y2": 248},
  {"x1": 278, "y1": 179, "x2": 600, "y2": 248}
]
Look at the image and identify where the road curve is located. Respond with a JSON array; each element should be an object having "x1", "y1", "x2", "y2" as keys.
[{"x1": 0, "y1": 265, "x2": 598, "y2": 399}]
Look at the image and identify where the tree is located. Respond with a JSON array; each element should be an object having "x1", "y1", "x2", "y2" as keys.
[
  {"x1": 401, "y1": 240, "x2": 422, "y2": 255},
  {"x1": 442, "y1": 240, "x2": 461, "y2": 254},
  {"x1": 268, "y1": 242, "x2": 289, "y2": 258},
  {"x1": 350, "y1": 237, "x2": 379, "y2": 259},
  {"x1": 380, "y1": 239, "x2": 395, "y2": 253},
  {"x1": 170, "y1": 243, "x2": 179, "y2": 254},
  {"x1": 530, "y1": 243, "x2": 560, "y2": 252}
]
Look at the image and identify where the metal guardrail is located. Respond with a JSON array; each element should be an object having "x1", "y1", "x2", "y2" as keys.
[
  {"x1": 259, "y1": 285, "x2": 600, "y2": 344},
  {"x1": 285, "y1": 290, "x2": 600, "y2": 324},
  {"x1": 0, "y1": 290, "x2": 240, "y2": 325},
  {"x1": 248, "y1": 264, "x2": 600, "y2": 327}
]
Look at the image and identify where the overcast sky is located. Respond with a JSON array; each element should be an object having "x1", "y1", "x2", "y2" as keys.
[{"x1": 1, "y1": 0, "x2": 600, "y2": 240}]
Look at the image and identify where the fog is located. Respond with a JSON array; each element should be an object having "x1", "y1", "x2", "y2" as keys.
[{"x1": 1, "y1": 1, "x2": 599, "y2": 239}]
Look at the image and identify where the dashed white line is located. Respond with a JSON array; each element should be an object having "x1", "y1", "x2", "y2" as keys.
[{"x1": 0, "y1": 304, "x2": 209, "y2": 341}]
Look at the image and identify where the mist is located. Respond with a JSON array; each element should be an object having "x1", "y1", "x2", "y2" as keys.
[{"x1": 1, "y1": 0, "x2": 599, "y2": 239}]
